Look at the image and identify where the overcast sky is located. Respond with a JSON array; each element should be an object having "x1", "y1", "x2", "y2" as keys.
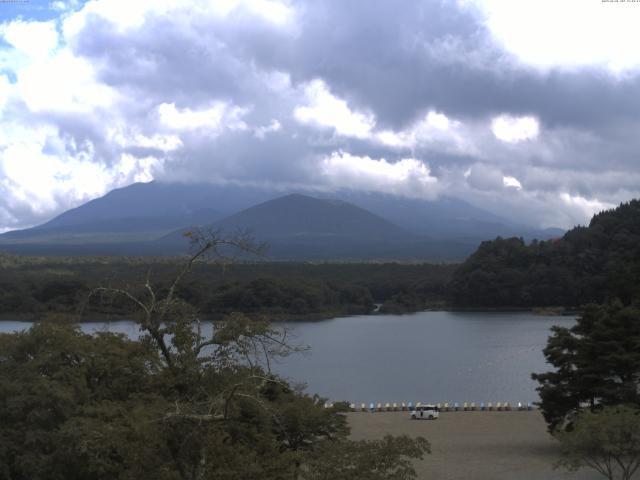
[{"x1": 1, "y1": 0, "x2": 639, "y2": 232}]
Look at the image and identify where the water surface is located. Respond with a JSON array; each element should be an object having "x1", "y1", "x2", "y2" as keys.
[{"x1": 1, "y1": 312, "x2": 574, "y2": 405}]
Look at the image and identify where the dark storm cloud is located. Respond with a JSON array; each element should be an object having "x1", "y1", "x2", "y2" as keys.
[
  {"x1": 70, "y1": 0, "x2": 640, "y2": 146},
  {"x1": 70, "y1": 8, "x2": 292, "y2": 108},
  {"x1": 216, "y1": 0, "x2": 640, "y2": 130}
]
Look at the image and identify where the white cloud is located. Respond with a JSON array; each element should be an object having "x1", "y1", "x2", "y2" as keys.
[
  {"x1": 294, "y1": 80, "x2": 375, "y2": 138},
  {"x1": 158, "y1": 102, "x2": 248, "y2": 132},
  {"x1": 560, "y1": 192, "x2": 615, "y2": 222},
  {"x1": 63, "y1": 0, "x2": 175, "y2": 36},
  {"x1": 376, "y1": 110, "x2": 464, "y2": 149},
  {"x1": 132, "y1": 134, "x2": 182, "y2": 151},
  {"x1": 17, "y1": 50, "x2": 117, "y2": 113},
  {"x1": 503, "y1": 175, "x2": 522, "y2": 190},
  {"x1": 49, "y1": 0, "x2": 81, "y2": 12},
  {"x1": 63, "y1": 0, "x2": 293, "y2": 38},
  {"x1": 235, "y1": 0, "x2": 294, "y2": 25},
  {"x1": 491, "y1": 114, "x2": 539, "y2": 143},
  {"x1": 105, "y1": 124, "x2": 183, "y2": 151},
  {"x1": 117, "y1": 153, "x2": 164, "y2": 183},
  {"x1": 49, "y1": 1, "x2": 68, "y2": 11},
  {"x1": 199, "y1": 0, "x2": 294, "y2": 25},
  {"x1": 320, "y1": 151, "x2": 439, "y2": 198},
  {"x1": 0, "y1": 75, "x2": 10, "y2": 115},
  {"x1": 0, "y1": 133, "x2": 160, "y2": 215},
  {"x1": 0, "y1": 20, "x2": 59, "y2": 59},
  {"x1": 425, "y1": 111, "x2": 450, "y2": 130},
  {"x1": 474, "y1": 0, "x2": 640, "y2": 73}
]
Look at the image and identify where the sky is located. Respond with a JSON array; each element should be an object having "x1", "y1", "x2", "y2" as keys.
[{"x1": 1, "y1": 0, "x2": 640, "y2": 232}]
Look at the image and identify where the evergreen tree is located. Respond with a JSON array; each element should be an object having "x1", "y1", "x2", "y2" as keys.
[{"x1": 533, "y1": 301, "x2": 640, "y2": 432}]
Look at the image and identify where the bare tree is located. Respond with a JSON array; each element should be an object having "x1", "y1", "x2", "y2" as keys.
[{"x1": 90, "y1": 228, "x2": 303, "y2": 421}]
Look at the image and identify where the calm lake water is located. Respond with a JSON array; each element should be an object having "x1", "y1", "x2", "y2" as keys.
[{"x1": 0, "y1": 311, "x2": 574, "y2": 405}]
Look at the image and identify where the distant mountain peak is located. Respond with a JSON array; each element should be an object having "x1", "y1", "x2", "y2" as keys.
[{"x1": 210, "y1": 193, "x2": 411, "y2": 239}]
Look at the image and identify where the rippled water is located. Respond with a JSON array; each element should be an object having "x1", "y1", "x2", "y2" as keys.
[{"x1": 0, "y1": 311, "x2": 574, "y2": 405}]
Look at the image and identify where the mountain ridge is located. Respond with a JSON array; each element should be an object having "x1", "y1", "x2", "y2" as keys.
[
  {"x1": 0, "y1": 182, "x2": 565, "y2": 260},
  {"x1": 156, "y1": 193, "x2": 431, "y2": 260}
]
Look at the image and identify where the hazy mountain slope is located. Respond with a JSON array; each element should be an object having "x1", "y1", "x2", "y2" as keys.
[
  {"x1": 0, "y1": 181, "x2": 564, "y2": 259},
  {"x1": 334, "y1": 190, "x2": 562, "y2": 241},
  {"x1": 0, "y1": 182, "x2": 277, "y2": 244},
  {"x1": 158, "y1": 194, "x2": 435, "y2": 259},
  {"x1": 33, "y1": 182, "x2": 274, "y2": 228},
  {"x1": 215, "y1": 194, "x2": 412, "y2": 240},
  {"x1": 0, "y1": 212, "x2": 222, "y2": 244}
]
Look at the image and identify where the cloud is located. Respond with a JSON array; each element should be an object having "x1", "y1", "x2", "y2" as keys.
[
  {"x1": 0, "y1": 74, "x2": 10, "y2": 114},
  {"x1": 0, "y1": 19, "x2": 59, "y2": 58},
  {"x1": 560, "y1": 192, "x2": 616, "y2": 221},
  {"x1": 254, "y1": 119, "x2": 281, "y2": 139},
  {"x1": 491, "y1": 115, "x2": 539, "y2": 143},
  {"x1": 475, "y1": 0, "x2": 640, "y2": 73},
  {"x1": 158, "y1": 102, "x2": 248, "y2": 132},
  {"x1": 503, "y1": 176, "x2": 522, "y2": 190},
  {"x1": 294, "y1": 79, "x2": 375, "y2": 139},
  {"x1": 320, "y1": 152, "x2": 440, "y2": 198},
  {"x1": 0, "y1": 123, "x2": 162, "y2": 219},
  {"x1": 377, "y1": 111, "x2": 455, "y2": 147},
  {"x1": 17, "y1": 50, "x2": 116, "y2": 113},
  {"x1": 0, "y1": 0, "x2": 638, "y2": 232},
  {"x1": 466, "y1": 163, "x2": 504, "y2": 192}
]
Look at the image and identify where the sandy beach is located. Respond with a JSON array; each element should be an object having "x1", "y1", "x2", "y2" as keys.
[{"x1": 347, "y1": 411, "x2": 603, "y2": 480}]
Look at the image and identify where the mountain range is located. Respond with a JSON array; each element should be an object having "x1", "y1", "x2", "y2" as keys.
[{"x1": 0, "y1": 182, "x2": 563, "y2": 260}]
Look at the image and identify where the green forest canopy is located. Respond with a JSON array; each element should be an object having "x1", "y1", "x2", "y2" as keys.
[
  {"x1": 449, "y1": 199, "x2": 640, "y2": 308},
  {"x1": 0, "y1": 257, "x2": 454, "y2": 319}
]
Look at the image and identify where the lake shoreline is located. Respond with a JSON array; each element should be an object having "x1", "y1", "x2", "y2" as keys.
[
  {"x1": 0, "y1": 311, "x2": 577, "y2": 403},
  {"x1": 0, "y1": 306, "x2": 580, "y2": 323}
]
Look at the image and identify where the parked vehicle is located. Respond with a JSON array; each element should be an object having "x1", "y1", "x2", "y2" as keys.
[{"x1": 410, "y1": 404, "x2": 439, "y2": 420}]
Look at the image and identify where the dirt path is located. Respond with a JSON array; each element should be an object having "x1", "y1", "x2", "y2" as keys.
[{"x1": 347, "y1": 411, "x2": 603, "y2": 480}]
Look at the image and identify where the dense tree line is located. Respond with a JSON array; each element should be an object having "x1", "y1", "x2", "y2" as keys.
[
  {"x1": 0, "y1": 255, "x2": 454, "y2": 320},
  {"x1": 449, "y1": 200, "x2": 640, "y2": 308}
]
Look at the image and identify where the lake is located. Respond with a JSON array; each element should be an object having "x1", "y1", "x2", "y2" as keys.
[{"x1": 0, "y1": 311, "x2": 574, "y2": 406}]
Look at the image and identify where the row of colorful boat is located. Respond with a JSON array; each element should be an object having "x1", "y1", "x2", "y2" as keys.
[{"x1": 324, "y1": 401, "x2": 535, "y2": 412}]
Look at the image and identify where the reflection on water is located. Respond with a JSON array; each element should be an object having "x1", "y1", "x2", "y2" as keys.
[{"x1": 0, "y1": 311, "x2": 574, "y2": 404}]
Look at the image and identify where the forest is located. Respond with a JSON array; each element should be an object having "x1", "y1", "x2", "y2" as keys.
[
  {"x1": 0, "y1": 255, "x2": 454, "y2": 320},
  {"x1": 449, "y1": 200, "x2": 640, "y2": 309}
]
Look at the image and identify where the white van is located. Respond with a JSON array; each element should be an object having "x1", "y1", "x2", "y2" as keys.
[{"x1": 410, "y1": 404, "x2": 440, "y2": 420}]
